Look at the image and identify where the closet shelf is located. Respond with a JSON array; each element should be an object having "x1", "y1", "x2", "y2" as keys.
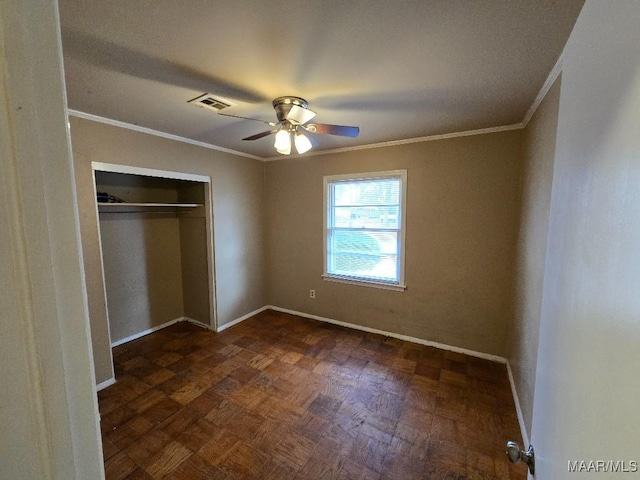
[
  {"x1": 98, "y1": 202, "x2": 203, "y2": 212},
  {"x1": 99, "y1": 202, "x2": 202, "y2": 208}
]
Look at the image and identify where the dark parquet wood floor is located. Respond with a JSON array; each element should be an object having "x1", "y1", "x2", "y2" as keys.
[{"x1": 99, "y1": 310, "x2": 524, "y2": 479}]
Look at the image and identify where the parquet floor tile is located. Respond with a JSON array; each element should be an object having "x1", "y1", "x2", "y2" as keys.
[{"x1": 99, "y1": 310, "x2": 524, "y2": 479}]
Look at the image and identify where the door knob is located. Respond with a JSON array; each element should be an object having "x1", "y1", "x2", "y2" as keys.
[{"x1": 506, "y1": 441, "x2": 535, "y2": 475}]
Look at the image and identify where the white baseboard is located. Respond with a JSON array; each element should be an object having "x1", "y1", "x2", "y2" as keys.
[
  {"x1": 183, "y1": 316, "x2": 212, "y2": 330},
  {"x1": 96, "y1": 377, "x2": 116, "y2": 392},
  {"x1": 506, "y1": 360, "x2": 530, "y2": 446},
  {"x1": 216, "y1": 306, "x2": 269, "y2": 332},
  {"x1": 268, "y1": 305, "x2": 507, "y2": 364},
  {"x1": 105, "y1": 305, "x2": 527, "y2": 449},
  {"x1": 110, "y1": 317, "x2": 184, "y2": 347},
  {"x1": 268, "y1": 305, "x2": 531, "y2": 447},
  {"x1": 99, "y1": 317, "x2": 208, "y2": 392}
]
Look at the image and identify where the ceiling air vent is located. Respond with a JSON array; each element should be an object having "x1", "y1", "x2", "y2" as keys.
[{"x1": 188, "y1": 93, "x2": 232, "y2": 111}]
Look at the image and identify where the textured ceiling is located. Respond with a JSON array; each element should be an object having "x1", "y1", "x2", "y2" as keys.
[{"x1": 58, "y1": 0, "x2": 584, "y2": 159}]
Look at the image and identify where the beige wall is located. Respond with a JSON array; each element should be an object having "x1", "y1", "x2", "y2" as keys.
[
  {"x1": 180, "y1": 217, "x2": 212, "y2": 324},
  {"x1": 266, "y1": 130, "x2": 523, "y2": 356},
  {"x1": 508, "y1": 77, "x2": 561, "y2": 436},
  {"x1": 99, "y1": 214, "x2": 185, "y2": 342},
  {"x1": 71, "y1": 117, "x2": 267, "y2": 384}
]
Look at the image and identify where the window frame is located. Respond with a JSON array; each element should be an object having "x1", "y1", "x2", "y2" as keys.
[{"x1": 322, "y1": 169, "x2": 407, "y2": 291}]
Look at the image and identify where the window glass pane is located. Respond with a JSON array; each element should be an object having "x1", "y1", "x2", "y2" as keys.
[
  {"x1": 332, "y1": 206, "x2": 399, "y2": 229},
  {"x1": 334, "y1": 178, "x2": 400, "y2": 206},
  {"x1": 362, "y1": 231, "x2": 398, "y2": 255},
  {"x1": 328, "y1": 230, "x2": 398, "y2": 281},
  {"x1": 329, "y1": 253, "x2": 398, "y2": 282}
]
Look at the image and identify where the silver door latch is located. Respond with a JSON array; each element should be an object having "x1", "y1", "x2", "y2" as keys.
[{"x1": 506, "y1": 441, "x2": 535, "y2": 475}]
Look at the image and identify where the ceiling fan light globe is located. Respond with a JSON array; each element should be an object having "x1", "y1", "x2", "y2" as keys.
[
  {"x1": 294, "y1": 132, "x2": 313, "y2": 154},
  {"x1": 274, "y1": 129, "x2": 291, "y2": 152}
]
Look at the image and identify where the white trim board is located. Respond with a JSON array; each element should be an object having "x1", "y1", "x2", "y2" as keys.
[
  {"x1": 70, "y1": 108, "x2": 528, "y2": 162},
  {"x1": 506, "y1": 361, "x2": 530, "y2": 447},
  {"x1": 110, "y1": 317, "x2": 184, "y2": 348},
  {"x1": 69, "y1": 109, "x2": 263, "y2": 161},
  {"x1": 263, "y1": 123, "x2": 524, "y2": 161},
  {"x1": 102, "y1": 305, "x2": 529, "y2": 446},
  {"x1": 70, "y1": 54, "x2": 561, "y2": 164},
  {"x1": 216, "y1": 306, "x2": 269, "y2": 332},
  {"x1": 103, "y1": 306, "x2": 512, "y2": 365},
  {"x1": 96, "y1": 377, "x2": 116, "y2": 392},
  {"x1": 100, "y1": 317, "x2": 209, "y2": 392},
  {"x1": 267, "y1": 306, "x2": 507, "y2": 364},
  {"x1": 93, "y1": 161, "x2": 210, "y2": 183},
  {"x1": 105, "y1": 306, "x2": 269, "y2": 349},
  {"x1": 266, "y1": 305, "x2": 531, "y2": 444},
  {"x1": 109, "y1": 317, "x2": 209, "y2": 348},
  {"x1": 521, "y1": 53, "x2": 563, "y2": 127}
]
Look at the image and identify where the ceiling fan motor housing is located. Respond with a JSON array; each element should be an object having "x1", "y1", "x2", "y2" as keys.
[{"x1": 272, "y1": 96, "x2": 308, "y2": 123}]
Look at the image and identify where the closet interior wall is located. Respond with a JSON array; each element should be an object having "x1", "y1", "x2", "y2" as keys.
[{"x1": 95, "y1": 170, "x2": 212, "y2": 345}]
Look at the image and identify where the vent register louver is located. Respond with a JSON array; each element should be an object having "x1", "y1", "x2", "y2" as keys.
[{"x1": 188, "y1": 93, "x2": 232, "y2": 111}]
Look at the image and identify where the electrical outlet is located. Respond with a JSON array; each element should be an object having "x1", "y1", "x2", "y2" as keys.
[{"x1": 309, "y1": 289, "x2": 316, "y2": 299}]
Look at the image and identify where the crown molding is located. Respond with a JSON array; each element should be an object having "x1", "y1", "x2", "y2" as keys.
[
  {"x1": 521, "y1": 53, "x2": 564, "y2": 127},
  {"x1": 70, "y1": 109, "x2": 530, "y2": 163},
  {"x1": 263, "y1": 123, "x2": 525, "y2": 161},
  {"x1": 67, "y1": 109, "x2": 263, "y2": 161}
]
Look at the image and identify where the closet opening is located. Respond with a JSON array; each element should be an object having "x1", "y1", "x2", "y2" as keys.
[{"x1": 92, "y1": 162, "x2": 216, "y2": 353}]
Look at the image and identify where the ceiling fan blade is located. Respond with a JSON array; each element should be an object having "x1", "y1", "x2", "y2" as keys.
[
  {"x1": 286, "y1": 105, "x2": 317, "y2": 125},
  {"x1": 304, "y1": 123, "x2": 359, "y2": 137},
  {"x1": 307, "y1": 134, "x2": 320, "y2": 148},
  {"x1": 218, "y1": 112, "x2": 277, "y2": 126},
  {"x1": 242, "y1": 130, "x2": 277, "y2": 141}
]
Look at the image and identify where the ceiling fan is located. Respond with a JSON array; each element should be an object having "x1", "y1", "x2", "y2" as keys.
[{"x1": 218, "y1": 96, "x2": 359, "y2": 155}]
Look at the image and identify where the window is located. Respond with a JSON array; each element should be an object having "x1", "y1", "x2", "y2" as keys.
[{"x1": 323, "y1": 170, "x2": 407, "y2": 290}]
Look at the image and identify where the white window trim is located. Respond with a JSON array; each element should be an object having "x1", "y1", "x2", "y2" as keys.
[{"x1": 323, "y1": 169, "x2": 407, "y2": 291}]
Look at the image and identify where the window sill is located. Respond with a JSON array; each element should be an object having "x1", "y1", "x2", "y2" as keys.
[{"x1": 322, "y1": 275, "x2": 406, "y2": 292}]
